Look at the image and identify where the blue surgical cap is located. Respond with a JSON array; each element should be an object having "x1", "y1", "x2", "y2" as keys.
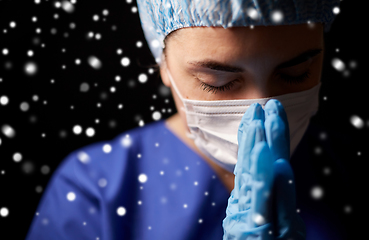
[{"x1": 136, "y1": 0, "x2": 341, "y2": 64}]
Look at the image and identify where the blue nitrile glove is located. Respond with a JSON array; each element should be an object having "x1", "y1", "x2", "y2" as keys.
[{"x1": 222, "y1": 99, "x2": 306, "y2": 240}]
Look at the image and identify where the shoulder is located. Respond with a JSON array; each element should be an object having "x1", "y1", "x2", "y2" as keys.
[
  {"x1": 53, "y1": 120, "x2": 167, "y2": 196},
  {"x1": 26, "y1": 121, "x2": 168, "y2": 239}
]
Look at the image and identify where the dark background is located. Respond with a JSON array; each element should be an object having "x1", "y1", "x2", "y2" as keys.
[{"x1": 0, "y1": 0, "x2": 367, "y2": 239}]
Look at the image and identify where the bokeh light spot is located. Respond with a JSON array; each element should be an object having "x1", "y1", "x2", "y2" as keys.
[
  {"x1": 67, "y1": 192, "x2": 76, "y2": 201},
  {"x1": 138, "y1": 173, "x2": 148, "y2": 183},
  {"x1": 117, "y1": 207, "x2": 126, "y2": 216}
]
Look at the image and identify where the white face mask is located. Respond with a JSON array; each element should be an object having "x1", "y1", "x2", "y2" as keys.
[{"x1": 165, "y1": 67, "x2": 321, "y2": 173}]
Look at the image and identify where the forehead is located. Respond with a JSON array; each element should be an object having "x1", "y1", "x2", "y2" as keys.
[{"x1": 168, "y1": 23, "x2": 324, "y2": 61}]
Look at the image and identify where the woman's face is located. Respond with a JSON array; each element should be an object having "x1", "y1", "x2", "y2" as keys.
[{"x1": 160, "y1": 23, "x2": 324, "y2": 101}]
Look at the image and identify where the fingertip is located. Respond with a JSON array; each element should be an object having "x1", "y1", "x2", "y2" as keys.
[
  {"x1": 265, "y1": 99, "x2": 283, "y2": 116},
  {"x1": 240, "y1": 103, "x2": 265, "y2": 126},
  {"x1": 238, "y1": 103, "x2": 265, "y2": 145},
  {"x1": 264, "y1": 99, "x2": 290, "y2": 151},
  {"x1": 265, "y1": 115, "x2": 289, "y2": 161},
  {"x1": 273, "y1": 159, "x2": 294, "y2": 177},
  {"x1": 264, "y1": 100, "x2": 288, "y2": 126}
]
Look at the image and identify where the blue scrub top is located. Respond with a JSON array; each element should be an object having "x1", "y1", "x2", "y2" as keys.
[{"x1": 25, "y1": 119, "x2": 347, "y2": 240}]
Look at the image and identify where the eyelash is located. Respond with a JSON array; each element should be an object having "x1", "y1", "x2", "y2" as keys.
[
  {"x1": 198, "y1": 79, "x2": 237, "y2": 94},
  {"x1": 196, "y1": 70, "x2": 311, "y2": 94}
]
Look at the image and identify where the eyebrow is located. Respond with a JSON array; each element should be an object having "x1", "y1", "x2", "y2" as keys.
[{"x1": 187, "y1": 48, "x2": 323, "y2": 73}]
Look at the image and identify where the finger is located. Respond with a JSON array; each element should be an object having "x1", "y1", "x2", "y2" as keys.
[
  {"x1": 273, "y1": 159, "x2": 305, "y2": 239},
  {"x1": 237, "y1": 119, "x2": 266, "y2": 211},
  {"x1": 238, "y1": 119, "x2": 266, "y2": 211},
  {"x1": 234, "y1": 103, "x2": 264, "y2": 197},
  {"x1": 236, "y1": 103, "x2": 265, "y2": 175},
  {"x1": 264, "y1": 99, "x2": 290, "y2": 161},
  {"x1": 237, "y1": 119, "x2": 266, "y2": 204},
  {"x1": 248, "y1": 141, "x2": 274, "y2": 227}
]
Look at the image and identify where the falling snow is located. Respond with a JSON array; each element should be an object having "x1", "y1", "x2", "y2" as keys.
[
  {"x1": 138, "y1": 73, "x2": 148, "y2": 83},
  {"x1": 247, "y1": 8, "x2": 259, "y2": 20},
  {"x1": 103, "y1": 144, "x2": 112, "y2": 153},
  {"x1": 121, "y1": 57, "x2": 130, "y2": 67},
  {"x1": 78, "y1": 151, "x2": 90, "y2": 164},
  {"x1": 73, "y1": 125, "x2": 82, "y2": 134},
  {"x1": 0, "y1": 1, "x2": 362, "y2": 238},
  {"x1": 252, "y1": 213, "x2": 266, "y2": 225},
  {"x1": 350, "y1": 115, "x2": 364, "y2": 129},
  {"x1": 86, "y1": 127, "x2": 95, "y2": 137},
  {"x1": 41, "y1": 165, "x2": 50, "y2": 174},
  {"x1": 271, "y1": 10, "x2": 283, "y2": 23},
  {"x1": 152, "y1": 111, "x2": 161, "y2": 121},
  {"x1": 121, "y1": 134, "x2": 132, "y2": 148},
  {"x1": 88, "y1": 56, "x2": 102, "y2": 69},
  {"x1": 13, "y1": 153, "x2": 22, "y2": 162},
  {"x1": 20, "y1": 102, "x2": 30, "y2": 111},
  {"x1": 0, "y1": 96, "x2": 9, "y2": 105},
  {"x1": 333, "y1": 7, "x2": 340, "y2": 15},
  {"x1": 80, "y1": 83, "x2": 90, "y2": 92},
  {"x1": 24, "y1": 62, "x2": 38, "y2": 75},
  {"x1": 67, "y1": 192, "x2": 76, "y2": 201},
  {"x1": 311, "y1": 186, "x2": 324, "y2": 200},
  {"x1": 1, "y1": 208, "x2": 9, "y2": 217},
  {"x1": 138, "y1": 174, "x2": 148, "y2": 183},
  {"x1": 2, "y1": 124, "x2": 16, "y2": 138},
  {"x1": 117, "y1": 207, "x2": 126, "y2": 216},
  {"x1": 332, "y1": 58, "x2": 345, "y2": 72},
  {"x1": 98, "y1": 178, "x2": 108, "y2": 188}
]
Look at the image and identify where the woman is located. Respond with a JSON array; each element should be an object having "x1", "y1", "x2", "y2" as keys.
[{"x1": 25, "y1": 0, "x2": 348, "y2": 239}]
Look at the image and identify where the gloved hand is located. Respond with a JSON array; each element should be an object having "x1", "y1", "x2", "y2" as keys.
[{"x1": 222, "y1": 99, "x2": 306, "y2": 240}]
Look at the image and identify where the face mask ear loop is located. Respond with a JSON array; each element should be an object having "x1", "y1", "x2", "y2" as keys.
[
  {"x1": 165, "y1": 66, "x2": 185, "y2": 102},
  {"x1": 162, "y1": 54, "x2": 183, "y2": 102},
  {"x1": 178, "y1": 106, "x2": 195, "y2": 139}
]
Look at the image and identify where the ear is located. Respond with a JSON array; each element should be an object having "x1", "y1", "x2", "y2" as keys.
[{"x1": 159, "y1": 57, "x2": 171, "y2": 88}]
